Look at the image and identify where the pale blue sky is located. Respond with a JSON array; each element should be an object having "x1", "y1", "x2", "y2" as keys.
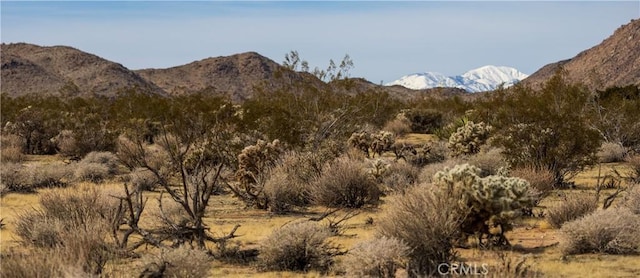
[{"x1": 2, "y1": 1, "x2": 639, "y2": 83}]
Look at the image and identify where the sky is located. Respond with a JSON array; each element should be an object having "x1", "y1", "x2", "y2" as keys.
[{"x1": 2, "y1": 1, "x2": 639, "y2": 84}]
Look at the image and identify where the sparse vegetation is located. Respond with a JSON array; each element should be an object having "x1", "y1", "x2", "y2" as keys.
[
  {"x1": 560, "y1": 208, "x2": 640, "y2": 255},
  {"x1": 258, "y1": 221, "x2": 337, "y2": 273},
  {"x1": 546, "y1": 193, "x2": 597, "y2": 228}
]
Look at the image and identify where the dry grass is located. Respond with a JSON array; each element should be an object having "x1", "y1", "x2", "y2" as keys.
[
  {"x1": 546, "y1": 192, "x2": 597, "y2": 228},
  {"x1": 2, "y1": 155, "x2": 640, "y2": 277}
]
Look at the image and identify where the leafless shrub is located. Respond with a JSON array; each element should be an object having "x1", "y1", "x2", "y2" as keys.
[
  {"x1": 0, "y1": 249, "x2": 89, "y2": 278},
  {"x1": 258, "y1": 221, "x2": 337, "y2": 273},
  {"x1": 626, "y1": 154, "x2": 640, "y2": 183},
  {"x1": 342, "y1": 236, "x2": 410, "y2": 278},
  {"x1": 560, "y1": 208, "x2": 640, "y2": 255},
  {"x1": 311, "y1": 156, "x2": 382, "y2": 208},
  {"x1": 381, "y1": 160, "x2": 421, "y2": 193},
  {"x1": 487, "y1": 252, "x2": 539, "y2": 278},
  {"x1": 0, "y1": 133, "x2": 25, "y2": 163},
  {"x1": 546, "y1": 193, "x2": 597, "y2": 228},
  {"x1": 14, "y1": 188, "x2": 118, "y2": 274},
  {"x1": 139, "y1": 246, "x2": 212, "y2": 278},
  {"x1": 378, "y1": 185, "x2": 462, "y2": 277},
  {"x1": 128, "y1": 167, "x2": 160, "y2": 191},
  {"x1": 619, "y1": 184, "x2": 640, "y2": 214},
  {"x1": 26, "y1": 163, "x2": 72, "y2": 189},
  {"x1": 382, "y1": 114, "x2": 412, "y2": 136},
  {"x1": 74, "y1": 162, "x2": 110, "y2": 183},
  {"x1": 510, "y1": 167, "x2": 555, "y2": 196},
  {"x1": 467, "y1": 147, "x2": 508, "y2": 177},
  {"x1": 54, "y1": 129, "x2": 78, "y2": 158},
  {"x1": 0, "y1": 162, "x2": 28, "y2": 193},
  {"x1": 81, "y1": 151, "x2": 120, "y2": 175},
  {"x1": 263, "y1": 151, "x2": 321, "y2": 213},
  {"x1": 418, "y1": 158, "x2": 462, "y2": 184},
  {"x1": 597, "y1": 142, "x2": 627, "y2": 163}
]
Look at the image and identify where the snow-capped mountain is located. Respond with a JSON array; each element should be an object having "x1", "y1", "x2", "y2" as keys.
[{"x1": 387, "y1": 66, "x2": 529, "y2": 93}]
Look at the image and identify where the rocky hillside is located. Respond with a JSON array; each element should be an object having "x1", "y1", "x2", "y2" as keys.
[
  {"x1": 135, "y1": 52, "x2": 327, "y2": 101},
  {"x1": 1, "y1": 43, "x2": 165, "y2": 97},
  {"x1": 523, "y1": 19, "x2": 640, "y2": 91}
]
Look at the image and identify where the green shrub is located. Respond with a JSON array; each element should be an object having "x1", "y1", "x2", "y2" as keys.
[
  {"x1": 560, "y1": 208, "x2": 640, "y2": 255},
  {"x1": 378, "y1": 185, "x2": 462, "y2": 276},
  {"x1": 546, "y1": 193, "x2": 597, "y2": 228},
  {"x1": 342, "y1": 236, "x2": 410, "y2": 278},
  {"x1": 258, "y1": 221, "x2": 335, "y2": 273},
  {"x1": 311, "y1": 156, "x2": 382, "y2": 208},
  {"x1": 405, "y1": 108, "x2": 443, "y2": 134}
]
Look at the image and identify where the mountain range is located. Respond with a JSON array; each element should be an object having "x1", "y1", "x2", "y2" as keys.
[
  {"x1": 386, "y1": 66, "x2": 529, "y2": 93},
  {"x1": 1, "y1": 19, "x2": 638, "y2": 99}
]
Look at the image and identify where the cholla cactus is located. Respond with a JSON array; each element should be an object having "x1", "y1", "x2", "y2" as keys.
[
  {"x1": 433, "y1": 164, "x2": 532, "y2": 246},
  {"x1": 233, "y1": 139, "x2": 283, "y2": 208},
  {"x1": 348, "y1": 131, "x2": 373, "y2": 157},
  {"x1": 371, "y1": 131, "x2": 395, "y2": 157},
  {"x1": 447, "y1": 121, "x2": 492, "y2": 156}
]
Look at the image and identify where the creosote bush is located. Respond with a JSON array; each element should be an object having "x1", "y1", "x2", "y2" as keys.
[
  {"x1": 560, "y1": 208, "x2": 640, "y2": 255},
  {"x1": 378, "y1": 185, "x2": 461, "y2": 277},
  {"x1": 342, "y1": 236, "x2": 410, "y2": 278},
  {"x1": 258, "y1": 221, "x2": 336, "y2": 273},
  {"x1": 139, "y1": 246, "x2": 212, "y2": 278},
  {"x1": 545, "y1": 193, "x2": 597, "y2": 228},
  {"x1": 311, "y1": 156, "x2": 382, "y2": 208}
]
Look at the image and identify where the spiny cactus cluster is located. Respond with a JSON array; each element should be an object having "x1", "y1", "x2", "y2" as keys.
[
  {"x1": 433, "y1": 163, "x2": 533, "y2": 246},
  {"x1": 447, "y1": 121, "x2": 492, "y2": 156},
  {"x1": 234, "y1": 139, "x2": 283, "y2": 208},
  {"x1": 348, "y1": 131, "x2": 395, "y2": 157}
]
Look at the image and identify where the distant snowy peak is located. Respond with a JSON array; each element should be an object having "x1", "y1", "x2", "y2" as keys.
[{"x1": 387, "y1": 66, "x2": 529, "y2": 93}]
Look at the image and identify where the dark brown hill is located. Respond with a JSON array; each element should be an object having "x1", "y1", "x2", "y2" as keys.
[
  {"x1": 1, "y1": 43, "x2": 165, "y2": 97},
  {"x1": 523, "y1": 19, "x2": 640, "y2": 91},
  {"x1": 135, "y1": 52, "x2": 327, "y2": 101}
]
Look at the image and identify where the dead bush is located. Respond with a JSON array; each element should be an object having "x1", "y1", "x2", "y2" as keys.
[
  {"x1": 74, "y1": 162, "x2": 110, "y2": 183},
  {"x1": 311, "y1": 156, "x2": 382, "y2": 208},
  {"x1": 466, "y1": 147, "x2": 508, "y2": 177},
  {"x1": 0, "y1": 134, "x2": 25, "y2": 163},
  {"x1": 14, "y1": 188, "x2": 118, "y2": 274},
  {"x1": 382, "y1": 113, "x2": 412, "y2": 136},
  {"x1": 263, "y1": 151, "x2": 321, "y2": 213},
  {"x1": 619, "y1": 185, "x2": 640, "y2": 214},
  {"x1": 128, "y1": 167, "x2": 160, "y2": 191},
  {"x1": 546, "y1": 193, "x2": 597, "y2": 228},
  {"x1": 81, "y1": 151, "x2": 120, "y2": 175},
  {"x1": 381, "y1": 160, "x2": 421, "y2": 193},
  {"x1": 139, "y1": 246, "x2": 212, "y2": 278},
  {"x1": 26, "y1": 163, "x2": 71, "y2": 189},
  {"x1": 378, "y1": 185, "x2": 462, "y2": 277},
  {"x1": 560, "y1": 208, "x2": 640, "y2": 255},
  {"x1": 510, "y1": 167, "x2": 556, "y2": 196},
  {"x1": 342, "y1": 236, "x2": 410, "y2": 278},
  {"x1": 418, "y1": 158, "x2": 462, "y2": 184},
  {"x1": 0, "y1": 162, "x2": 29, "y2": 193},
  {"x1": 626, "y1": 154, "x2": 640, "y2": 183},
  {"x1": 258, "y1": 221, "x2": 336, "y2": 273},
  {"x1": 597, "y1": 142, "x2": 627, "y2": 163},
  {"x1": 0, "y1": 249, "x2": 88, "y2": 278}
]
